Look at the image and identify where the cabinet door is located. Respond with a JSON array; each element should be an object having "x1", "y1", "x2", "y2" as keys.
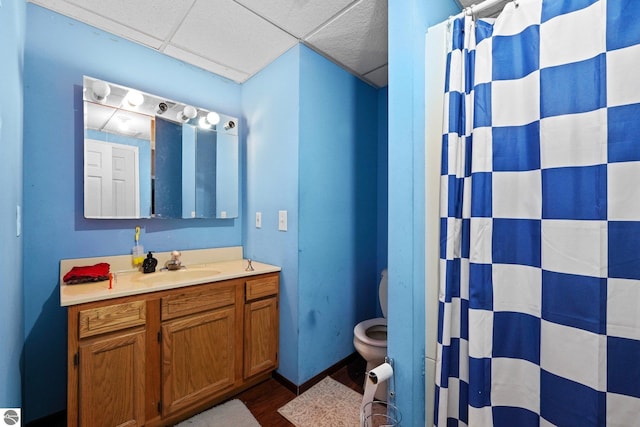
[
  {"x1": 78, "y1": 329, "x2": 146, "y2": 427},
  {"x1": 244, "y1": 297, "x2": 278, "y2": 378},
  {"x1": 162, "y1": 306, "x2": 236, "y2": 415}
]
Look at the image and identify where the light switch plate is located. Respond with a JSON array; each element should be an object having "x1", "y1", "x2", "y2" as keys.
[
  {"x1": 16, "y1": 205, "x2": 21, "y2": 237},
  {"x1": 278, "y1": 210, "x2": 287, "y2": 231},
  {"x1": 255, "y1": 212, "x2": 262, "y2": 228}
]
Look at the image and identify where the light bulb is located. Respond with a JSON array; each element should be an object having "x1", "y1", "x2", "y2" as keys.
[
  {"x1": 177, "y1": 105, "x2": 197, "y2": 122},
  {"x1": 126, "y1": 90, "x2": 144, "y2": 107},
  {"x1": 198, "y1": 116, "x2": 211, "y2": 129},
  {"x1": 92, "y1": 80, "x2": 111, "y2": 102},
  {"x1": 206, "y1": 111, "x2": 220, "y2": 126},
  {"x1": 118, "y1": 116, "x2": 130, "y2": 132}
]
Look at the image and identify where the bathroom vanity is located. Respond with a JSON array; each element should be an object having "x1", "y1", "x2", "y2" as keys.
[{"x1": 60, "y1": 247, "x2": 280, "y2": 427}]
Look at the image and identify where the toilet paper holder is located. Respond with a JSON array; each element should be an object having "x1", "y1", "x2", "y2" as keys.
[
  {"x1": 361, "y1": 357, "x2": 400, "y2": 426},
  {"x1": 367, "y1": 357, "x2": 395, "y2": 399}
]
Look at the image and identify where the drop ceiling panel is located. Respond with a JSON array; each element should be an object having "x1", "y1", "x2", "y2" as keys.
[
  {"x1": 29, "y1": 0, "x2": 164, "y2": 48},
  {"x1": 234, "y1": 0, "x2": 356, "y2": 39},
  {"x1": 46, "y1": 0, "x2": 194, "y2": 41},
  {"x1": 170, "y1": 0, "x2": 298, "y2": 78},
  {"x1": 306, "y1": 0, "x2": 387, "y2": 76},
  {"x1": 363, "y1": 64, "x2": 387, "y2": 89},
  {"x1": 29, "y1": 0, "x2": 389, "y2": 87},
  {"x1": 163, "y1": 45, "x2": 250, "y2": 83}
]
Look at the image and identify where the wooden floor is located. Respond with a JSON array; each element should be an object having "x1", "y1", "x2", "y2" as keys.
[
  {"x1": 28, "y1": 355, "x2": 366, "y2": 427},
  {"x1": 236, "y1": 354, "x2": 367, "y2": 426}
]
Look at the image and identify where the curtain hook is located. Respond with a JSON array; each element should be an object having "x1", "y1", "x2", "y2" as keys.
[
  {"x1": 447, "y1": 14, "x2": 455, "y2": 29},
  {"x1": 467, "y1": 5, "x2": 479, "y2": 21}
]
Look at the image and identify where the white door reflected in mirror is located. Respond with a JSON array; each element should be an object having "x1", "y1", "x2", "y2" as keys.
[{"x1": 84, "y1": 140, "x2": 139, "y2": 218}]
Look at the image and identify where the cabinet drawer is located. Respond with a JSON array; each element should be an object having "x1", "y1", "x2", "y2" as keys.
[
  {"x1": 79, "y1": 300, "x2": 146, "y2": 339},
  {"x1": 162, "y1": 283, "x2": 236, "y2": 321},
  {"x1": 245, "y1": 275, "x2": 279, "y2": 301}
]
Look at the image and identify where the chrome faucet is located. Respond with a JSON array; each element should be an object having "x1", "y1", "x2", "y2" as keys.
[{"x1": 165, "y1": 250, "x2": 183, "y2": 271}]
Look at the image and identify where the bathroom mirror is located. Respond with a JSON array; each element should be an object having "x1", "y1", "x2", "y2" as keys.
[{"x1": 83, "y1": 76, "x2": 239, "y2": 219}]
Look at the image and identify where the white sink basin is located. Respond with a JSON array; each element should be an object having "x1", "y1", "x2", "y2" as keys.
[{"x1": 133, "y1": 267, "x2": 221, "y2": 284}]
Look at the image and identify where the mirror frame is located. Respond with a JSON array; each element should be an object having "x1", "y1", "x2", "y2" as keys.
[{"x1": 82, "y1": 76, "x2": 239, "y2": 220}]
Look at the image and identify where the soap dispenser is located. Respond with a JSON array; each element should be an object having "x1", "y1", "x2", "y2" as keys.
[
  {"x1": 132, "y1": 226, "x2": 145, "y2": 266},
  {"x1": 142, "y1": 252, "x2": 158, "y2": 274}
]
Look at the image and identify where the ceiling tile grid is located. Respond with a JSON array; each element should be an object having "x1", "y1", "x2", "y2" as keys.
[
  {"x1": 363, "y1": 64, "x2": 387, "y2": 88},
  {"x1": 28, "y1": 0, "x2": 390, "y2": 87},
  {"x1": 63, "y1": 0, "x2": 196, "y2": 40},
  {"x1": 162, "y1": 45, "x2": 251, "y2": 83},
  {"x1": 234, "y1": 0, "x2": 356, "y2": 39},
  {"x1": 171, "y1": 0, "x2": 298, "y2": 77},
  {"x1": 305, "y1": 0, "x2": 387, "y2": 77}
]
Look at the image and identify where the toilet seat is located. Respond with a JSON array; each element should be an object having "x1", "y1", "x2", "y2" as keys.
[{"x1": 354, "y1": 317, "x2": 387, "y2": 347}]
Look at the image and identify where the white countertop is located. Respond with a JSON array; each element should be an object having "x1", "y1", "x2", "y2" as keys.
[{"x1": 60, "y1": 247, "x2": 280, "y2": 306}]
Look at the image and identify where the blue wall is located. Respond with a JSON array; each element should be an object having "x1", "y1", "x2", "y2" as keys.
[
  {"x1": 242, "y1": 45, "x2": 301, "y2": 383},
  {"x1": 0, "y1": 0, "x2": 25, "y2": 410},
  {"x1": 387, "y1": 0, "x2": 459, "y2": 425},
  {"x1": 377, "y1": 87, "x2": 389, "y2": 298},
  {"x1": 242, "y1": 44, "x2": 385, "y2": 385},
  {"x1": 298, "y1": 45, "x2": 380, "y2": 382},
  {"x1": 23, "y1": 5, "x2": 242, "y2": 421}
]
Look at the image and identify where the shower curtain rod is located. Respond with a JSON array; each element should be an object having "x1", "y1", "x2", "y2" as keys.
[{"x1": 452, "y1": 0, "x2": 513, "y2": 19}]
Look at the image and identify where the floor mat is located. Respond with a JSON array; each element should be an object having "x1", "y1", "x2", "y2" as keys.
[
  {"x1": 277, "y1": 376, "x2": 362, "y2": 427},
  {"x1": 175, "y1": 399, "x2": 261, "y2": 427}
]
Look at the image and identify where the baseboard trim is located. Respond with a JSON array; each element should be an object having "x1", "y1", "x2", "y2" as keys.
[
  {"x1": 273, "y1": 352, "x2": 360, "y2": 395},
  {"x1": 25, "y1": 410, "x2": 66, "y2": 427},
  {"x1": 272, "y1": 371, "x2": 298, "y2": 394}
]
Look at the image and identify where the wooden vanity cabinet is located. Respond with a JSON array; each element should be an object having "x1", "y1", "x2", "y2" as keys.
[
  {"x1": 68, "y1": 299, "x2": 147, "y2": 427},
  {"x1": 244, "y1": 274, "x2": 279, "y2": 378},
  {"x1": 78, "y1": 330, "x2": 146, "y2": 427},
  {"x1": 67, "y1": 272, "x2": 279, "y2": 427},
  {"x1": 160, "y1": 280, "x2": 242, "y2": 416}
]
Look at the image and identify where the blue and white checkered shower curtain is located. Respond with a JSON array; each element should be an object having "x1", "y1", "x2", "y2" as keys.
[{"x1": 435, "y1": 0, "x2": 640, "y2": 425}]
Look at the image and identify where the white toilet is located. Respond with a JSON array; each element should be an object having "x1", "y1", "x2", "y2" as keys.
[{"x1": 353, "y1": 269, "x2": 388, "y2": 400}]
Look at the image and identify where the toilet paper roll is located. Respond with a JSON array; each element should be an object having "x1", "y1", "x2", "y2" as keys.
[
  {"x1": 369, "y1": 362, "x2": 393, "y2": 384},
  {"x1": 361, "y1": 362, "x2": 393, "y2": 426}
]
